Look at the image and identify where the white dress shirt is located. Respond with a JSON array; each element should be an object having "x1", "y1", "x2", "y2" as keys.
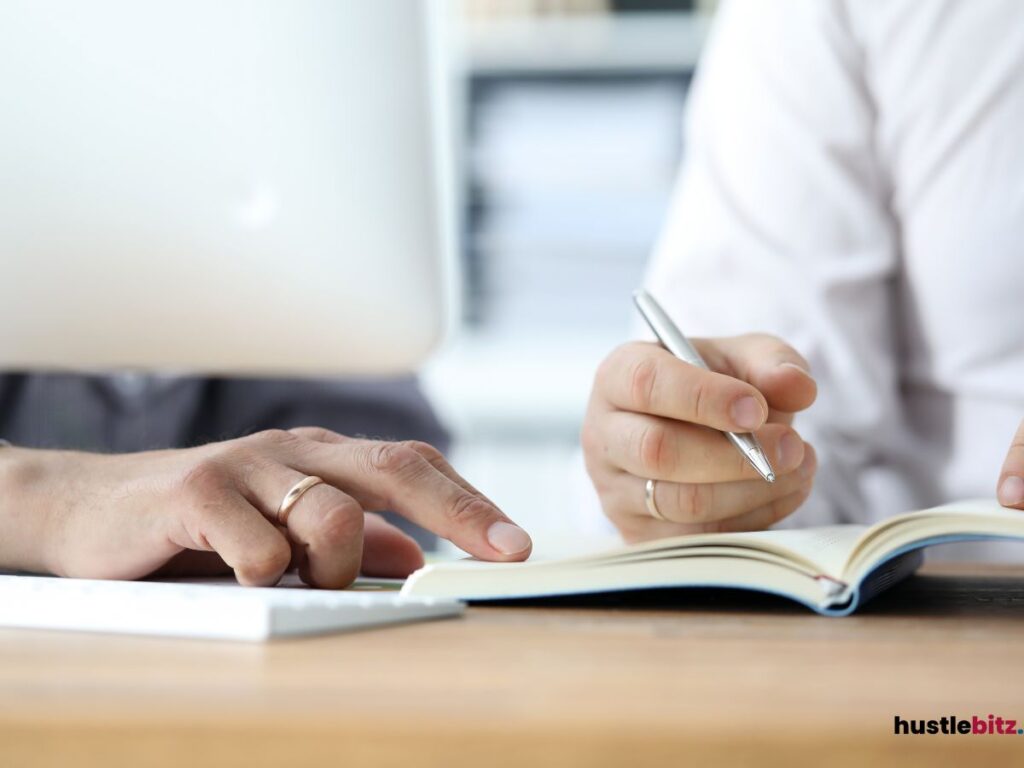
[{"x1": 644, "y1": 0, "x2": 1024, "y2": 551}]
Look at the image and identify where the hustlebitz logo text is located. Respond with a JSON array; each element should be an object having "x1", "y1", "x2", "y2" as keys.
[{"x1": 894, "y1": 715, "x2": 1023, "y2": 735}]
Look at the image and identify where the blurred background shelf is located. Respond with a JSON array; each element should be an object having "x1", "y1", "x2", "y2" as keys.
[
  {"x1": 463, "y1": 11, "x2": 709, "y2": 75},
  {"x1": 425, "y1": 1, "x2": 713, "y2": 552}
]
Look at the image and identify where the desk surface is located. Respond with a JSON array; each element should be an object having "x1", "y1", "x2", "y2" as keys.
[{"x1": 1, "y1": 562, "x2": 1023, "y2": 767}]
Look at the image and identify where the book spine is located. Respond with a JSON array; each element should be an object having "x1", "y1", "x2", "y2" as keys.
[{"x1": 819, "y1": 549, "x2": 925, "y2": 617}]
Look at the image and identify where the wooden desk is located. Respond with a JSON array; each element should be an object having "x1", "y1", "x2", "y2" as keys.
[{"x1": 1, "y1": 562, "x2": 1022, "y2": 767}]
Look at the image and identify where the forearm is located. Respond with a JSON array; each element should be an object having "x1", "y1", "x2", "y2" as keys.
[{"x1": 0, "y1": 444, "x2": 61, "y2": 574}]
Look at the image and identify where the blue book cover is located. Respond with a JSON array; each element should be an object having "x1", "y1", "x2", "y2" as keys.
[{"x1": 403, "y1": 500, "x2": 1024, "y2": 615}]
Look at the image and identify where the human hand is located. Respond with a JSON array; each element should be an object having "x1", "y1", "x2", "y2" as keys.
[
  {"x1": 997, "y1": 419, "x2": 1024, "y2": 509},
  {"x1": 582, "y1": 336, "x2": 818, "y2": 542},
  {"x1": 0, "y1": 428, "x2": 531, "y2": 588}
]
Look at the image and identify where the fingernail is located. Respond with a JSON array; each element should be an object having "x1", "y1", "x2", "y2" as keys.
[
  {"x1": 998, "y1": 476, "x2": 1024, "y2": 506},
  {"x1": 777, "y1": 433, "x2": 804, "y2": 472},
  {"x1": 486, "y1": 521, "x2": 532, "y2": 555},
  {"x1": 730, "y1": 396, "x2": 764, "y2": 431}
]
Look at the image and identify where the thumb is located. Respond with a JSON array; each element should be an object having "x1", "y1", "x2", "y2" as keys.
[
  {"x1": 997, "y1": 419, "x2": 1024, "y2": 509},
  {"x1": 698, "y1": 333, "x2": 817, "y2": 414}
]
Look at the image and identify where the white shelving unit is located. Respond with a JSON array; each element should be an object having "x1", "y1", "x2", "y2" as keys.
[
  {"x1": 424, "y1": 10, "x2": 711, "y2": 552},
  {"x1": 462, "y1": 12, "x2": 709, "y2": 74}
]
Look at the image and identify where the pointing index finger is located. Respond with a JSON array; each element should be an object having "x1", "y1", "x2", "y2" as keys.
[{"x1": 288, "y1": 440, "x2": 532, "y2": 562}]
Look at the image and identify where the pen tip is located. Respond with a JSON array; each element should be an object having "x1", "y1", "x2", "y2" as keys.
[{"x1": 766, "y1": 472, "x2": 776, "y2": 483}]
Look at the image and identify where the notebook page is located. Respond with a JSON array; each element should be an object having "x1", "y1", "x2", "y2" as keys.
[
  {"x1": 425, "y1": 525, "x2": 870, "y2": 580},
  {"x1": 843, "y1": 499, "x2": 1024, "y2": 578},
  {"x1": 578, "y1": 526, "x2": 866, "y2": 577},
  {"x1": 728, "y1": 526, "x2": 868, "y2": 578}
]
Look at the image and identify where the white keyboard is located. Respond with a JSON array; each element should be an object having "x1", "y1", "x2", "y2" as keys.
[{"x1": 0, "y1": 574, "x2": 463, "y2": 641}]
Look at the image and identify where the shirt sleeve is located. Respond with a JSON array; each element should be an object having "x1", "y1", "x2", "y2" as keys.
[{"x1": 645, "y1": 0, "x2": 905, "y2": 524}]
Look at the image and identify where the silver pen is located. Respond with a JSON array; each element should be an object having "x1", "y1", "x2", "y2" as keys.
[{"x1": 632, "y1": 289, "x2": 776, "y2": 483}]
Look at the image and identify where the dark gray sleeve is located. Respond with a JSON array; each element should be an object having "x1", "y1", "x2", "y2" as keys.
[
  {"x1": 187, "y1": 376, "x2": 449, "y2": 453},
  {"x1": 0, "y1": 373, "x2": 449, "y2": 549}
]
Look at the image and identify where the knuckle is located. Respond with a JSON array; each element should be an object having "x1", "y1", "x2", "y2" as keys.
[
  {"x1": 289, "y1": 426, "x2": 335, "y2": 442},
  {"x1": 677, "y1": 482, "x2": 710, "y2": 522},
  {"x1": 593, "y1": 357, "x2": 612, "y2": 390},
  {"x1": 179, "y1": 458, "x2": 232, "y2": 498},
  {"x1": 316, "y1": 500, "x2": 364, "y2": 545},
  {"x1": 580, "y1": 420, "x2": 605, "y2": 461},
  {"x1": 593, "y1": 355, "x2": 617, "y2": 396},
  {"x1": 216, "y1": 441, "x2": 271, "y2": 482},
  {"x1": 628, "y1": 356, "x2": 660, "y2": 412},
  {"x1": 689, "y1": 377, "x2": 710, "y2": 424},
  {"x1": 638, "y1": 423, "x2": 672, "y2": 475},
  {"x1": 233, "y1": 455, "x2": 275, "y2": 490},
  {"x1": 589, "y1": 469, "x2": 615, "y2": 498},
  {"x1": 596, "y1": 343, "x2": 634, "y2": 381},
  {"x1": 402, "y1": 440, "x2": 444, "y2": 464},
  {"x1": 206, "y1": 442, "x2": 274, "y2": 490},
  {"x1": 320, "y1": 560, "x2": 361, "y2": 590},
  {"x1": 581, "y1": 438, "x2": 615, "y2": 496},
  {"x1": 365, "y1": 442, "x2": 424, "y2": 477},
  {"x1": 446, "y1": 493, "x2": 497, "y2": 527},
  {"x1": 802, "y1": 442, "x2": 819, "y2": 474},
  {"x1": 583, "y1": 452, "x2": 614, "y2": 496},
  {"x1": 602, "y1": 341, "x2": 637, "y2": 366},
  {"x1": 242, "y1": 542, "x2": 292, "y2": 583},
  {"x1": 746, "y1": 332, "x2": 782, "y2": 347},
  {"x1": 249, "y1": 429, "x2": 300, "y2": 449}
]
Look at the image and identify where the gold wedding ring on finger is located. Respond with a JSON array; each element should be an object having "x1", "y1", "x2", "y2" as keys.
[
  {"x1": 277, "y1": 475, "x2": 324, "y2": 525},
  {"x1": 644, "y1": 478, "x2": 668, "y2": 522}
]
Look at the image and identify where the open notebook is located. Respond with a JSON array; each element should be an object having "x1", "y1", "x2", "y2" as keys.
[{"x1": 402, "y1": 500, "x2": 1024, "y2": 616}]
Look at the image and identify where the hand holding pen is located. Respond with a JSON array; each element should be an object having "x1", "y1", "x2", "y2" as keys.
[{"x1": 581, "y1": 290, "x2": 819, "y2": 542}]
